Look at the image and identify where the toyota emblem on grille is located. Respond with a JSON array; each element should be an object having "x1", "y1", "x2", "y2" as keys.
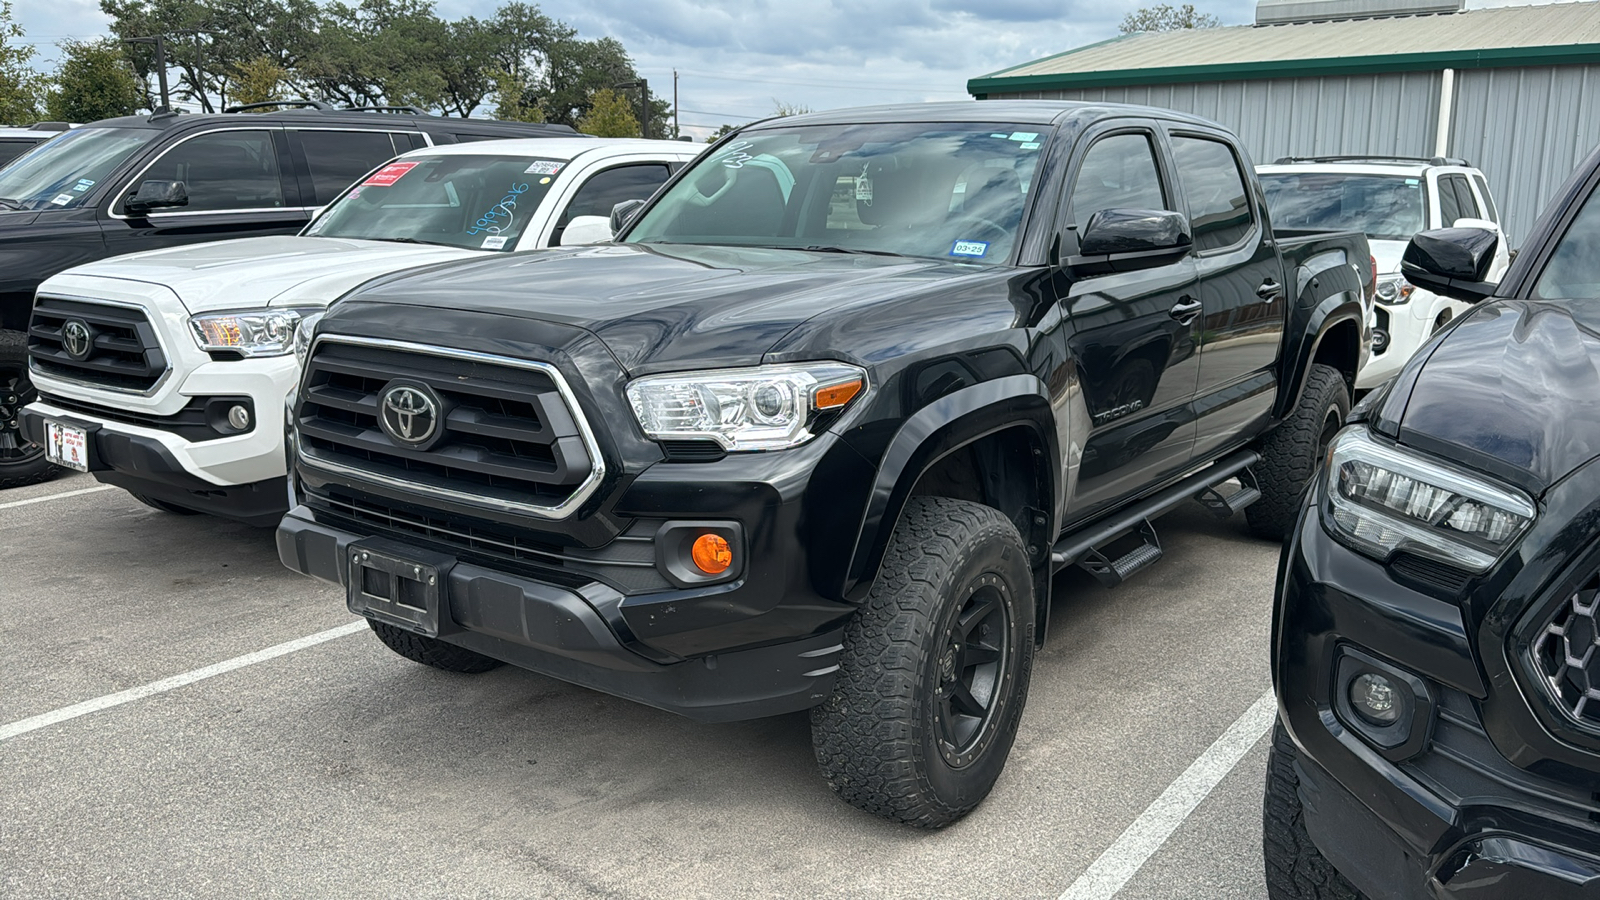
[
  {"x1": 62, "y1": 320, "x2": 93, "y2": 360},
  {"x1": 379, "y1": 382, "x2": 442, "y2": 447}
]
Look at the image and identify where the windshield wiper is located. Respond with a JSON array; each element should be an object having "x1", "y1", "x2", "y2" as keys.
[
  {"x1": 0, "y1": 198, "x2": 25, "y2": 211},
  {"x1": 368, "y1": 236, "x2": 455, "y2": 248},
  {"x1": 799, "y1": 245, "x2": 905, "y2": 258}
]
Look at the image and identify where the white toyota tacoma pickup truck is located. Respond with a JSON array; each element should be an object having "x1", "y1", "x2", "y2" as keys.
[
  {"x1": 21, "y1": 137, "x2": 698, "y2": 523},
  {"x1": 1258, "y1": 156, "x2": 1511, "y2": 389}
]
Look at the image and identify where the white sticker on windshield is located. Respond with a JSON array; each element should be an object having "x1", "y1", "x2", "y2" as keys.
[
  {"x1": 1406, "y1": 178, "x2": 1420, "y2": 185},
  {"x1": 1020, "y1": 141, "x2": 1041, "y2": 150},
  {"x1": 855, "y1": 177, "x2": 873, "y2": 202},
  {"x1": 951, "y1": 240, "x2": 989, "y2": 258},
  {"x1": 1009, "y1": 132, "x2": 1039, "y2": 142},
  {"x1": 73, "y1": 178, "x2": 95, "y2": 192},
  {"x1": 524, "y1": 160, "x2": 563, "y2": 175},
  {"x1": 50, "y1": 193, "x2": 73, "y2": 205},
  {"x1": 481, "y1": 235, "x2": 509, "y2": 249}
]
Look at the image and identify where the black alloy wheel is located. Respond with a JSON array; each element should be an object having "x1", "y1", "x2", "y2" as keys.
[
  {"x1": 0, "y1": 350, "x2": 54, "y2": 489},
  {"x1": 934, "y1": 577, "x2": 1014, "y2": 769}
]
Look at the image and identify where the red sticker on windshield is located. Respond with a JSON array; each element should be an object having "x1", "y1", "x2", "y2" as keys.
[{"x1": 363, "y1": 161, "x2": 418, "y2": 187}]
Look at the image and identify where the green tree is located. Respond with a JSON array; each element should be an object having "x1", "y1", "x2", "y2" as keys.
[
  {"x1": 577, "y1": 86, "x2": 637, "y2": 137},
  {"x1": 47, "y1": 39, "x2": 142, "y2": 121},
  {"x1": 704, "y1": 123, "x2": 736, "y2": 144},
  {"x1": 0, "y1": 0, "x2": 45, "y2": 124},
  {"x1": 1119, "y1": 3, "x2": 1219, "y2": 32},
  {"x1": 490, "y1": 66, "x2": 544, "y2": 122},
  {"x1": 229, "y1": 55, "x2": 287, "y2": 108}
]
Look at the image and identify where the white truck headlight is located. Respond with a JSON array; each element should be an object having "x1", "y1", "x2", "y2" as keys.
[
  {"x1": 1325, "y1": 428, "x2": 1535, "y2": 572},
  {"x1": 190, "y1": 308, "x2": 319, "y2": 358},
  {"x1": 1374, "y1": 275, "x2": 1415, "y2": 305},
  {"x1": 627, "y1": 363, "x2": 866, "y2": 451}
]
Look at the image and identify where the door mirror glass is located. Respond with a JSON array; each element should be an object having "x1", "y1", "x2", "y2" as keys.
[
  {"x1": 125, "y1": 180, "x2": 189, "y2": 214},
  {"x1": 1072, "y1": 207, "x2": 1192, "y2": 273},
  {"x1": 609, "y1": 198, "x2": 647, "y2": 235},
  {"x1": 562, "y1": 215, "x2": 613, "y2": 245},
  {"x1": 1401, "y1": 226, "x2": 1499, "y2": 302}
]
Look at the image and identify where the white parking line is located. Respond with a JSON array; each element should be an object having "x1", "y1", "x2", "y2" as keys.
[
  {"x1": 1058, "y1": 688, "x2": 1278, "y2": 900},
  {"x1": 0, "y1": 484, "x2": 115, "y2": 511},
  {"x1": 0, "y1": 621, "x2": 368, "y2": 742}
]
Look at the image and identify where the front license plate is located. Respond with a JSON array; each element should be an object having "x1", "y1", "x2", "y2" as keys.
[
  {"x1": 346, "y1": 539, "x2": 454, "y2": 637},
  {"x1": 44, "y1": 420, "x2": 89, "y2": 472}
]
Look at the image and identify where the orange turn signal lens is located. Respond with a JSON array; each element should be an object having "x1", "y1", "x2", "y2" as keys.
[
  {"x1": 691, "y1": 533, "x2": 733, "y2": 575},
  {"x1": 814, "y1": 378, "x2": 863, "y2": 410}
]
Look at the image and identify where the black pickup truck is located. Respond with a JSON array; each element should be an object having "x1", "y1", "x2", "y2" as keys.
[
  {"x1": 0, "y1": 103, "x2": 576, "y2": 490},
  {"x1": 1267, "y1": 143, "x2": 1600, "y2": 898},
  {"x1": 275, "y1": 101, "x2": 1370, "y2": 826}
]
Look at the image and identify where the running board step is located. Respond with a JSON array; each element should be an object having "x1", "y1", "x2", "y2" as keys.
[
  {"x1": 1050, "y1": 449, "x2": 1261, "y2": 578},
  {"x1": 1076, "y1": 520, "x2": 1162, "y2": 588},
  {"x1": 1195, "y1": 467, "x2": 1262, "y2": 519}
]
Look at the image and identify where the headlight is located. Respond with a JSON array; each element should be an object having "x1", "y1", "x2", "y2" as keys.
[
  {"x1": 293, "y1": 312, "x2": 324, "y2": 367},
  {"x1": 190, "y1": 308, "x2": 319, "y2": 358},
  {"x1": 627, "y1": 362, "x2": 866, "y2": 451},
  {"x1": 1325, "y1": 428, "x2": 1535, "y2": 572},
  {"x1": 1374, "y1": 275, "x2": 1415, "y2": 305}
]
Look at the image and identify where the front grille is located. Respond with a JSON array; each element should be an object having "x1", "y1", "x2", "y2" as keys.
[
  {"x1": 297, "y1": 338, "x2": 600, "y2": 516},
  {"x1": 28, "y1": 297, "x2": 168, "y2": 392},
  {"x1": 1533, "y1": 572, "x2": 1600, "y2": 727}
]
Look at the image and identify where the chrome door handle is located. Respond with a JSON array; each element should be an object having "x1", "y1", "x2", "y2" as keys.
[
  {"x1": 1169, "y1": 297, "x2": 1203, "y2": 324},
  {"x1": 1256, "y1": 280, "x2": 1280, "y2": 302}
]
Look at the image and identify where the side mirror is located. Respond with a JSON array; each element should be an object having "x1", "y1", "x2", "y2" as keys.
[
  {"x1": 562, "y1": 215, "x2": 613, "y2": 245},
  {"x1": 1400, "y1": 227, "x2": 1499, "y2": 303},
  {"x1": 125, "y1": 180, "x2": 188, "y2": 214},
  {"x1": 609, "y1": 198, "x2": 646, "y2": 235},
  {"x1": 1068, "y1": 208, "x2": 1192, "y2": 275},
  {"x1": 1452, "y1": 217, "x2": 1498, "y2": 232}
]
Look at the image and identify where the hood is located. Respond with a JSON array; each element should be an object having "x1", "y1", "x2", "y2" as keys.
[
  {"x1": 1385, "y1": 298, "x2": 1600, "y2": 495},
  {"x1": 1369, "y1": 239, "x2": 1407, "y2": 276},
  {"x1": 341, "y1": 243, "x2": 1006, "y2": 373},
  {"x1": 69, "y1": 235, "x2": 481, "y2": 314}
]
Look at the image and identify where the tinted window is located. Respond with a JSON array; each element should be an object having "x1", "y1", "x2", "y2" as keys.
[
  {"x1": 1533, "y1": 184, "x2": 1600, "y2": 299},
  {"x1": 1259, "y1": 173, "x2": 1425, "y2": 241},
  {"x1": 0, "y1": 126, "x2": 153, "y2": 210},
  {"x1": 1069, "y1": 132, "x2": 1166, "y2": 230},
  {"x1": 0, "y1": 139, "x2": 40, "y2": 167},
  {"x1": 553, "y1": 164, "x2": 671, "y2": 244},
  {"x1": 1437, "y1": 175, "x2": 1463, "y2": 226},
  {"x1": 141, "y1": 130, "x2": 284, "y2": 213},
  {"x1": 1471, "y1": 173, "x2": 1498, "y2": 223},
  {"x1": 1446, "y1": 175, "x2": 1479, "y2": 221},
  {"x1": 1171, "y1": 136, "x2": 1253, "y2": 251},
  {"x1": 296, "y1": 130, "x2": 400, "y2": 205}
]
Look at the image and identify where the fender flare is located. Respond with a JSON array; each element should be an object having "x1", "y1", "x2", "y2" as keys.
[
  {"x1": 840, "y1": 374, "x2": 1059, "y2": 603},
  {"x1": 1276, "y1": 292, "x2": 1365, "y2": 419}
]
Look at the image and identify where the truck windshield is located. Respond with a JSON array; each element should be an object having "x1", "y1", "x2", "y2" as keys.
[
  {"x1": 0, "y1": 127, "x2": 153, "y2": 211},
  {"x1": 1534, "y1": 183, "x2": 1600, "y2": 299},
  {"x1": 1259, "y1": 173, "x2": 1425, "y2": 242},
  {"x1": 626, "y1": 122, "x2": 1045, "y2": 264},
  {"x1": 307, "y1": 154, "x2": 564, "y2": 251}
]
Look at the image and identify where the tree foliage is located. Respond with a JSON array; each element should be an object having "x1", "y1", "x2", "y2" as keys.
[
  {"x1": 771, "y1": 99, "x2": 811, "y2": 117},
  {"x1": 1119, "y1": 3, "x2": 1219, "y2": 33},
  {"x1": 47, "y1": 39, "x2": 142, "y2": 122},
  {"x1": 577, "y1": 86, "x2": 637, "y2": 137},
  {"x1": 0, "y1": 0, "x2": 45, "y2": 124},
  {"x1": 704, "y1": 123, "x2": 736, "y2": 144},
  {"x1": 229, "y1": 55, "x2": 287, "y2": 108}
]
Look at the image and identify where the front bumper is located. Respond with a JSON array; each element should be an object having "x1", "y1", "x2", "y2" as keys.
[
  {"x1": 277, "y1": 507, "x2": 846, "y2": 723},
  {"x1": 1275, "y1": 482, "x2": 1600, "y2": 899}
]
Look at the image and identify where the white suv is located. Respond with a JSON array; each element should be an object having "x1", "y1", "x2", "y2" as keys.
[
  {"x1": 1258, "y1": 157, "x2": 1511, "y2": 389},
  {"x1": 21, "y1": 137, "x2": 698, "y2": 522}
]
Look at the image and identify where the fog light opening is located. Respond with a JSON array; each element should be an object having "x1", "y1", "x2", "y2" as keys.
[
  {"x1": 1351, "y1": 672, "x2": 1402, "y2": 726},
  {"x1": 691, "y1": 533, "x2": 733, "y2": 575},
  {"x1": 227, "y1": 404, "x2": 251, "y2": 431},
  {"x1": 1371, "y1": 329, "x2": 1390, "y2": 354}
]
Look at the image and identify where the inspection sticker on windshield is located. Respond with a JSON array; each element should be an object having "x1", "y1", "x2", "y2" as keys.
[
  {"x1": 950, "y1": 240, "x2": 989, "y2": 258},
  {"x1": 855, "y1": 177, "x2": 873, "y2": 202},
  {"x1": 50, "y1": 193, "x2": 73, "y2": 205},
  {"x1": 481, "y1": 235, "x2": 509, "y2": 249},
  {"x1": 72, "y1": 178, "x2": 95, "y2": 192},
  {"x1": 524, "y1": 160, "x2": 563, "y2": 175},
  {"x1": 363, "y1": 161, "x2": 418, "y2": 187},
  {"x1": 1008, "y1": 132, "x2": 1038, "y2": 142}
]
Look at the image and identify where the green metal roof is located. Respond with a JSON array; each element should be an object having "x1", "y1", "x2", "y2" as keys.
[{"x1": 969, "y1": 1, "x2": 1600, "y2": 96}]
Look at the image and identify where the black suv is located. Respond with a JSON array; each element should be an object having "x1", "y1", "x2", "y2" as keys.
[
  {"x1": 276, "y1": 101, "x2": 1371, "y2": 826},
  {"x1": 1267, "y1": 141, "x2": 1600, "y2": 899},
  {"x1": 0, "y1": 101, "x2": 577, "y2": 489}
]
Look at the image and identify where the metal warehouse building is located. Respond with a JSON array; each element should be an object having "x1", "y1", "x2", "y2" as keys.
[{"x1": 968, "y1": 0, "x2": 1600, "y2": 246}]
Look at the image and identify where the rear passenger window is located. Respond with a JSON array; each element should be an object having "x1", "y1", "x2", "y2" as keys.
[
  {"x1": 1471, "y1": 173, "x2": 1498, "y2": 223},
  {"x1": 1437, "y1": 176, "x2": 1463, "y2": 226},
  {"x1": 1069, "y1": 133, "x2": 1167, "y2": 231},
  {"x1": 140, "y1": 130, "x2": 284, "y2": 213},
  {"x1": 1445, "y1": 175, "x2": 1479, "y2": 223},
  {"x1": 295, "y1": 130, "x2": 401, "y2": 205},
  {"x1": 552, "y1": 164, "x2": 672, "y2": 245},
  {"x1": 1171, "y1": 136, "x2": 1253, "y2": 252}
]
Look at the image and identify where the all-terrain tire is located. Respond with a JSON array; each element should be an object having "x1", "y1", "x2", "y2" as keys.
[
  {"x1": 1264, "y1": 721, "x2": 1366, "y2": 900},
  {"x1": 0, "y1": 329, "x2": 56, "y2": 490},
  {"x1": 368, "y1": 620, "x2": 504, "y2": 674},
  {"x1": 811, "y1": 496, "x2": 1035, "y2": 828},
  {"x1": 131, "y1": 493, "x2": 201, "y2": 515},
  {"x1": 1247, "y1": 363, "x2": 1350, "y2": 540}
]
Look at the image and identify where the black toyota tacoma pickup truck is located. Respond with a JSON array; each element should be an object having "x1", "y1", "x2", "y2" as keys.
[
  {"x1": 1267, "y1": 140, "x2": 1600, "y2": 899},
  {"x1": 0, "y1": 103, "x2": 576, "y2": 490},
  {"x1": 276, "y1": 101, "x2": 1370, "y2": 826}
]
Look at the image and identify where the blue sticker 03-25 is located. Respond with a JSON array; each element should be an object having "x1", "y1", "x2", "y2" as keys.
[{"x1": 950, "y1": 240, "x2": 989, "y2": 258}]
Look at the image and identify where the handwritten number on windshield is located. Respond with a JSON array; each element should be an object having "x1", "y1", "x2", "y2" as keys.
[{"x1": 467, "y1": 182, "x2": 530, "y2": 235}]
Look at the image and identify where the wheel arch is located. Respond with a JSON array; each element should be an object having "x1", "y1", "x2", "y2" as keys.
[{"x1": 1277, "y1": 302, "x2": 1362, "y2": 420}]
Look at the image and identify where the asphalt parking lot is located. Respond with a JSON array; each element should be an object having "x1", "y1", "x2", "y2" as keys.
[{"x1": 3, "y1": 473, "x2": 1283, "y2": 900}]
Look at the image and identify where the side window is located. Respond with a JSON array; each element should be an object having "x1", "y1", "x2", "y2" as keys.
[
  {"x1": 1068, "y1": 132, "x2": 1167, "y2": 231},
  {"x1": 551, "y1": 163, "x2": 672, "y2": 245},
  {"x1": 295, "y1": 130, "x2": 400, "y2": 205},
  {"x1": 1471, "y1": 173, "x2": 1499, "y2": 224},
  {"x1": 0, "y1": 139, "x2": 37, "y2": 166},
  {"x1": 138, "y1": 130, "x2": 284, "y2": 213},
  {"x1": 1170, "y1": 135, "x2": 1253, "y2": 252},
  {"x1": 1453, "y1": 175, "x2": 1481, "y2": 220},
  {"x1": 1437, "y1": 175, "x2": 1463, "y2": 227},
  {"x1": 1533, "y1": 183, "x2": 1600, "y2": 299}
]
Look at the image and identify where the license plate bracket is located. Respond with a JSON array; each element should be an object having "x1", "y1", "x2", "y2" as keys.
[
  {"x1": 44, "y1": 419, "x2": 91, "y2": 472},
  {"x1": 346, "y1": 538, "x2": 457, "y2": 637}
]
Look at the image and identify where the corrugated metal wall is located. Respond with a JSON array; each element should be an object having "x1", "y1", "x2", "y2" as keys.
[{"x1": 990, "y1": 63, "x2": 1600, "y2": 247}]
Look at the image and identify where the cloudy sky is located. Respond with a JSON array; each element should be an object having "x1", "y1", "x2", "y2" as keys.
[{"x1": 14, "y1": 0, "x2": 1548, "y2": 138}]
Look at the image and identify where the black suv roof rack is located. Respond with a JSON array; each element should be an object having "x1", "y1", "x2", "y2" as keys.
[
  {"x1": 223, "y1": 100, "x2": 335, "y2": 114},
  {"x1": 1272, "y1": 154, "x2": 1471, "y2": 167},
  {"x1": 342, "y1": 105, "x2": 427, "y2": 115}
]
